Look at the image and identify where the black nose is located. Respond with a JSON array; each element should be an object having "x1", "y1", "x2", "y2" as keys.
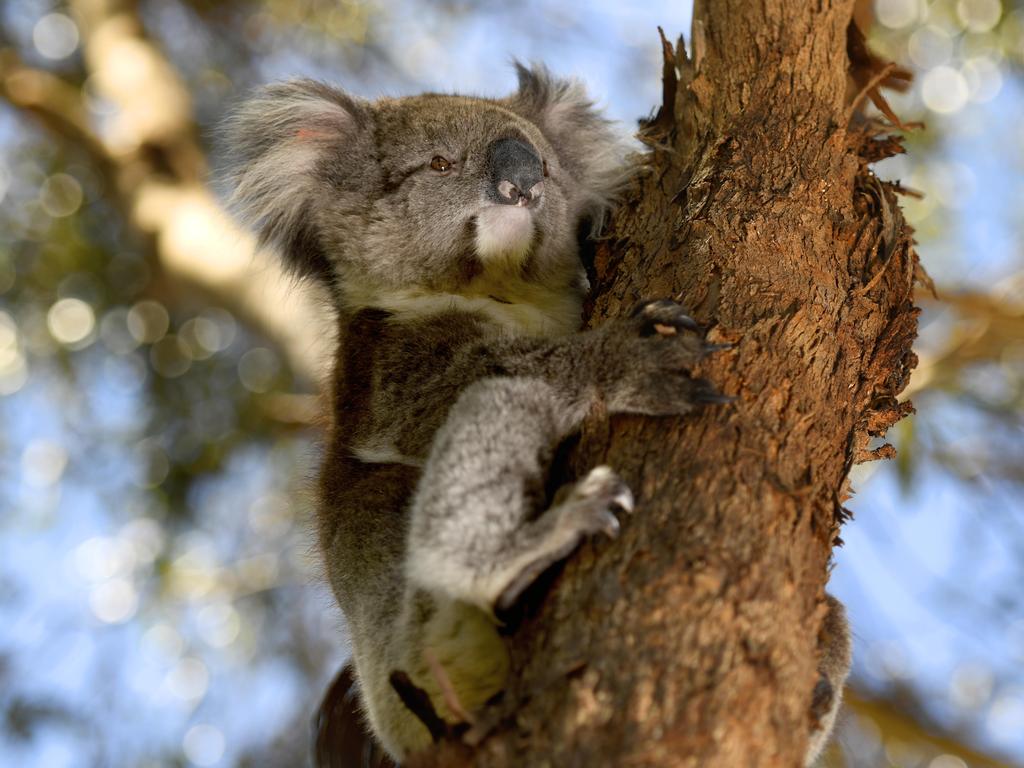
[{"x1": 486, "y1": 138, "x2": 543, "y2": 206}]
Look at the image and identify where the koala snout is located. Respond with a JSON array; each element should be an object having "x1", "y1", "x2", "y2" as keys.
[
  {"x1": 487, "y1": 138, "x2": 544, "y2": 207},
  {"x1": 496, "y1": 179, "x2": 543, "y2": 207}
]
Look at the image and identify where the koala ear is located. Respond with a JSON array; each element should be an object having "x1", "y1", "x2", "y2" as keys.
[
  {"x1": 219, "y1": 79, "x2": 374, "y2": 282},
  {"x1": 507, "y1": 63, "x2": 632, "y2": 223}
]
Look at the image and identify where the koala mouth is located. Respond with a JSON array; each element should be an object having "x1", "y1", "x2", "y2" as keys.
[{"x1": 473, "y1": 205, "x2": 535, "y2": 266}]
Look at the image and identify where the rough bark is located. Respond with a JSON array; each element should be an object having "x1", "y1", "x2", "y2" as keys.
[{"x1": 411, "y1": 1, "x2": 920, "y2": 766}]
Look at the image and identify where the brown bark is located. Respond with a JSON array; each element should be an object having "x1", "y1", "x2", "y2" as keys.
[{"x1": 411, "y1": 1, "x2": 919, "y2": 766}]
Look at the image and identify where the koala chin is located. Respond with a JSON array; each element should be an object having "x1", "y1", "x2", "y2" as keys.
[
  {"x1": 221, "y1": 63, "x2": 850, "y2": 765},
  {"x1": 475, "y1": 204, "x2": 535, "y2": 265}
]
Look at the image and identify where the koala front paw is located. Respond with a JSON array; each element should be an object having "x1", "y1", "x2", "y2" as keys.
[
  {"x1": 631, "y1": 298, "x2": 703, "y2": 337},
  {"x1": 559, "y1": 465, "x2": 634, "y2": 537},
  {"x1": 603, "y1": 300, "x2": 732, "y2": 416},
  {"x1": 495, "y1": 466, "x2": 632, "y2": 613}
]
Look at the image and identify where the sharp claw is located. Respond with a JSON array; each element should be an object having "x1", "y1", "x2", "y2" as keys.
[
  {"x1": 633, "y1": 300, "x2": 701, "y2": 334},
  {"x1": 612, "y1": 487, "x2": 635, "y2": 514},
  {"x1": 693, "y1": 382, "x2": 735, "y2": 404},
  {"x1": 600, "y1": 510, "x2": 621, "y2": 538},
  {"x1": 632, "y1": 299, "x2": 674, "y2": 317},
  {"x1": 675, "y1": 314, "x2": 701, "y2": 333},
  {"x1": 642, "y1": 313, "x2": 701, "y2": 336},
  {"x1": 702, "y1": 341, "x2": 734, "y2": 353}
]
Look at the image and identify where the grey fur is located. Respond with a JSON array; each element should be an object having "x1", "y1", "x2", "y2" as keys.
[
  {"x1": 805, "y1": 595, "x2": 853, "y2": 766},
  {"x1": 220, "y1": 65, "x2": 850, "y2": 763}
]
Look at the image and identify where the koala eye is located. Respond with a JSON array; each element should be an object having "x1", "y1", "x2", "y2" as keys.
[
  {"x1": 430, "y1": 155, "x2": 453, "y2": 173},
  {"x1": 542, "y1": 159, "x2": 550, "y2": 178}
]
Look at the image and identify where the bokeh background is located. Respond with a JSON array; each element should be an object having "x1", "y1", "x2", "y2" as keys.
[{"x1": 1, "y1": 1, "x2": 1021, "y2": 766}]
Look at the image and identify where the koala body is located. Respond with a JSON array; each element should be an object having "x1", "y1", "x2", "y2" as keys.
[{"x1": 223, "y1": 66, "x2": 849, "y2": 765}]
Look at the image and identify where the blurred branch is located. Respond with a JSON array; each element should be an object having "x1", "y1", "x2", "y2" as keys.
[
  {"x1": 845, "y1": 686, "x2": 1019, "y2": 768},
  {"x1": 257, "y1": 392, "x2": 321, "y2": 426},
  {"x1": 0, "y1": 51, "x2": 111, "y2": 167},
  {"x1": 908, "y1": 287, "x2": 1024, "y2": 397},
  {"x1": 0, "y1": 3, "x2": 330, "y2": 383}
]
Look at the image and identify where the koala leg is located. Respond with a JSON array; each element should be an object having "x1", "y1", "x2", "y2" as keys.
[
  {"x1": 406, "y1": 376, "x2": 627, "y2": 613},
  {"x1": 804, "y1": 594, "x2": 852, "y2": 766}
]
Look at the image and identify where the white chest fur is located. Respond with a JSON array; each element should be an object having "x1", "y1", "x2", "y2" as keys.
[{"x1": 346, "y1": 276, "x2": 584, "y2": 338}]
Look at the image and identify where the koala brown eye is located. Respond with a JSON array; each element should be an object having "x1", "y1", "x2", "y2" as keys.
[
  {"x1": 542, "y1": 159, "x2": 550, "y2": 178},
  {"x1": 430, "y1": 156, "x2": 452, "y2": 172}
]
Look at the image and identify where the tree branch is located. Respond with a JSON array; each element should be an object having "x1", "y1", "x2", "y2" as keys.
[
  {"x1": 0, "y1": 51, "x2": 111, "y2": 166},
  {"x1": 844, "y1": 687, "x2": 1017, "y2": 768},
  {"x1": 908, "y1": 289, "x2": 1024, "y2": 397},
  {"x1": 0, "y1": 4, "x2": 330, "y2": 383}
]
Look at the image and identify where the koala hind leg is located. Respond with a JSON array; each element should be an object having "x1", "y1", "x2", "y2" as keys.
[
  {"x1": 406, "y1": 376, "x2": 627, "y2": 613},
  {"x1": 804, "y1": 594, "x2": 852, "y2": 766}
]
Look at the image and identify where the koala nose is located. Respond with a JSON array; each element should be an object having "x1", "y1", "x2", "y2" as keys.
[{"x1": 486, "y1": 138, "x2": 544, "y2": 207}]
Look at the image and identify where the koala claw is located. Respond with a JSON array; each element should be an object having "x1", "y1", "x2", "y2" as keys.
[
  {"x1": 692, "y1": 380, "x2": 736, "y2": 405},
  {"x1": 494, "y1": 466, "x2": 630, "y2": 613},
  {"x1": 632, "y1": 299, "x2": 701, "y2": 336},
  {"x1": 701, "y1": 341, "x2": 735, "y2": 355},
  {"x1": 574, "y1": 465, "x2": 634, "y2": 515},
  {"x1": 578, "y1": 505, "x2": 621, "y2": 539},
  {"x1": 613, "y1": 487, "x2": 636, "y2": 514},
  {"x1": 562, "y1": 466, "x2": 633, "y2": 539}
]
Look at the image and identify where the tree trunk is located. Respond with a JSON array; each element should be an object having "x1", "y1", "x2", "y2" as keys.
[{"x1": 412, "y1": 1, "x2": 920, "y2": 766}]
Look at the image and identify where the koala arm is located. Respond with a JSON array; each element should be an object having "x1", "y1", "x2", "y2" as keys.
[
  {"x1": 500, "y1": 299, "x2": 726, "y2": 418},
  {"x1": 346, "y1": 301, "x2": 725, "y2": 614},
  {"x1": 406, "y1": 376, "x2": 630, "y2": 613},
  {"x1": 345, "y1": 300, "x2": 725, "y2": 462}
]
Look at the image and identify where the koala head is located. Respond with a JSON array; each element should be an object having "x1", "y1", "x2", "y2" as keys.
[{"x1": 221, "y1": 65, "x2": 631, "y2": 311}]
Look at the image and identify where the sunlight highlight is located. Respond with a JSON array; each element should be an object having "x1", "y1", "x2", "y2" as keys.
[
  {"x1": 127, "y1": 300, "x2": 170, "y2": 344},
  {"x1": 32, "y1": 13, "x2": 80, "y2": 60},
  {"x1": 183, "y1": 724, "x2": 225, "y2": 767},
  {"x1": 165, "y1": 657, "x2": 209, "y2": 701},
  {"x1": 877, "y1": 0, "x2": 920, "y2": 29},
  {"x1": 40, "y1": 173, "x2": 83, "y2": 217},
  {"x1": 0, "y1": 311, "x2": 28, "y2": 395},
  {"x1": 21, "y1": 439, "x2": 68, "y2": 488},
  {"x1": 47, "y1": 298, "x2": 96, "y2": 347},
  {"x1": 956, "y1": 0, "x2": 1003, "y2": 32},
  {"x1": 197, "y1": 603, "x2": 241, "y2": 649},
  {"x1": 922, "y1": 66, "x2": 969, "y2": 113},
  {"x1": 89, "y1": 578, "x2": 139, "y2": 623}
]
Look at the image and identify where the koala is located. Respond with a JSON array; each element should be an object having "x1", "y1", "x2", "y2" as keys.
[{"x1": 221, "y1": 64, "x2": 850, "y2": 766}]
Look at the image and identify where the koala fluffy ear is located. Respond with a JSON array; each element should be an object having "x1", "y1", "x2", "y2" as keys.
[
  {"x1": 219, "y1": 80, "x2": 375, "y2": 282},
  {"x1": 507, "y1": 63, "x2": 632, "y2": 223}
]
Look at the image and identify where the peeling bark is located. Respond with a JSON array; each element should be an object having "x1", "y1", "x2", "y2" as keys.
[{"x1": 409, "y1": 1, "x2": 920, "y2": 766}]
